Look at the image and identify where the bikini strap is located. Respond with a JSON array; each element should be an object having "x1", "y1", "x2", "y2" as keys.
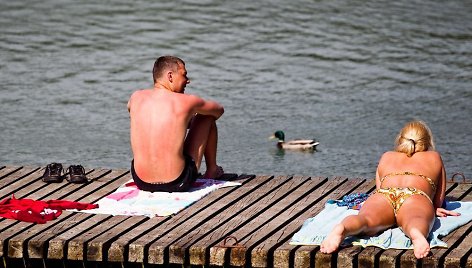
[{"x1": 380, "y1": 171, "x2": 436, "y2": 191}]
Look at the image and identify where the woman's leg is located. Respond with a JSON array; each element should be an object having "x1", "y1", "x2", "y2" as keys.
[
  {"x1": 396, "y1": 195, "x2": 435, "y2": 259},
  {"x1": 320, "y1": 193, "x2": 395, "y2": 253}
]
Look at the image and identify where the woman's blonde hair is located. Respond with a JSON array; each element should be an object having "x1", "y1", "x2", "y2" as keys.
[{"x1": 394, "y1": 120, "x2": 435, "y2": 157}]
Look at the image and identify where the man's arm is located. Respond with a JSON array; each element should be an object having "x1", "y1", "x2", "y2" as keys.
[
  {"x1": 191, "y1": 96, "x2": 224, "y2": 119},
  {"x1": 127, "y1": 92, "x2": 136, "y2": 113}
]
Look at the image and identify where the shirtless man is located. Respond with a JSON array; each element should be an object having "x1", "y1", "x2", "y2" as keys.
[{"x1": 127, "y1": 56, "x2": 224, "y2": 192}]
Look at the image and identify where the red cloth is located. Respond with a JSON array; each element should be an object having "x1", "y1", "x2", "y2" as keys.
[{"x1": 0, "y1": 195, "x2": 98, "y2": 224}]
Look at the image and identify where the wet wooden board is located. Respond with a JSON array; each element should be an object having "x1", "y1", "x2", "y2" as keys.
[{"x1": 0, "y1": 165, "x2": 470, "y2": 268}]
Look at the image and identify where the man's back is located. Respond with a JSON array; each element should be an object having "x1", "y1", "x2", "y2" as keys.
[{"x1": 129, "y1": 89, "x2": 194, "y2": 182}]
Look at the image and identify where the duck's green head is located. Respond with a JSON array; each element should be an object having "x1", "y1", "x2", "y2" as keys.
[{"x1": 272, "y1": 130, "x2": 285, "y2": 142}]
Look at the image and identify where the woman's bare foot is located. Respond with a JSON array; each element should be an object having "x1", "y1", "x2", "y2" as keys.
[
  {"x1": 320, "y1": 224, "x2": 345, "y2": 254},
  {"x1": 203, "y1": 165, "x2": 224, "y2": 179},
  {"x1": 412, "y1": 236, "x2": 430, "y2": 259}
]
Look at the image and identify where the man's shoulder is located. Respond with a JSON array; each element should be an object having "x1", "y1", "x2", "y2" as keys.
[
  {"x1": 133, "y1": 88, "x2": 153, "y2": 95},
  {"x1": 177, "y1": 93, "x2": 205, "y2": 105},
  {"x1": 130, "y1": 89, "x2": 152, "y2": 99}
]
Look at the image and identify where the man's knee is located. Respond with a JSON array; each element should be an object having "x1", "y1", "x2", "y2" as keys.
[
  {"x1": 190, "y1": 114, "x2": 216, "y2": 130},
  {"x1": 194, "y1": 114, "x2": 216, "y2": 123}
]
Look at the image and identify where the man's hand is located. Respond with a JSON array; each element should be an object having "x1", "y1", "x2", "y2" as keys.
[{"x1": 436, "y1": 207, "x2": 461, "y2": 217}]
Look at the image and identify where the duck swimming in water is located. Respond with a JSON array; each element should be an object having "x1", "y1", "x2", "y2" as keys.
[{"x1": 270, "y1": 130, "x2": 319, "y2": 150}]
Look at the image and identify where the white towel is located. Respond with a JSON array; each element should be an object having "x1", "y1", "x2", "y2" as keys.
[
  {"x1": 73, "y1": 178, "x2": 241, "y2": 217},
  {"x1": 290, "y1": 201, "x2": 472, "y2": 249}
]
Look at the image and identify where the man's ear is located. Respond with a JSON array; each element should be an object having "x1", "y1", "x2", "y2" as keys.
[{"x1": 167, "y1": 71, "x2": 173, "y2": 83}]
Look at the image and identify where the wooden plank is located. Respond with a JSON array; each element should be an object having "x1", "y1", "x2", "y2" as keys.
[
  {"x1": 357, "y1": 247, "x2": 383, "y2": 268},
  {"x1": 270, "y1": 178, "x2": 373, "y2": 268},
  {"x1": 0, "y1": 166, "x2": 42, "y2": 199},
  {"x1": 142, "y1": 175, "x2": 292, "y2": 264},
  {"x1": 4, "y1": 169, "x2": 111, "y2": 259},
  {"x1": 205, "y1": 176, "x2": 325, "y2": 267},
  {"x1": 86, "y1": 215, "x2": 147, "y2": 261},
  {"x1": 46, "y1": 213, "x2": 110, "y2": 259},
  {"x1": 111, "y1": 217, "x2": 168, "y2": 263},
  {"x1": 164, "y1": 175, "x2": 303, "y2": 265},
  {"x1": 5, "y1": 169, "x2": 128, "y2": 259},
  {"x1": 127, "y1": 175, "x2": 272, "y2": 264},
  {"x1": 108, "y1": 174, "x2": 254, "y2": 263},
  {"x1": 228, "y1": 176, "x2": 331, "y2": 267},
  {"x1": 314, "y1": 250, "x2": 334, "y2": 268},
  {"x1": 67, "y1": 215, "x2": 129, "y2": 260},
  {"x1": 0, "y1": 166, "x2": 26, "y2": 181},
  {"x1": 443, "y1": 225, "x2": 472, "y2": 267}
]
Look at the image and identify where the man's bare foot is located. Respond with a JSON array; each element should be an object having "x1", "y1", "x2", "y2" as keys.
[
  {"x1": 320, "y1": 224, "x2": 345, "y2": 254},
  {"x1": 412, "y1": 236, "x2": 430, "y2": 259},
  {"x1": 203, "y1": 165, "x2": 224, "y2": 179}
]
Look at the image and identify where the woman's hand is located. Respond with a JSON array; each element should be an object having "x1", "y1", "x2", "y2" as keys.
[{"x1": 436, "y1": 207, "x2": 461, "y2": 217}]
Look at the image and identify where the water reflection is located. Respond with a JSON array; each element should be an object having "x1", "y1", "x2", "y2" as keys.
[{"x1": 269, "y1": 147, "x2": 318, "y2": 162}]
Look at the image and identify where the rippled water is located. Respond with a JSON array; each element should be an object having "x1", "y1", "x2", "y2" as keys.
[{"x1": 1, "y1": 0, "x2": 471, "y2": 179}]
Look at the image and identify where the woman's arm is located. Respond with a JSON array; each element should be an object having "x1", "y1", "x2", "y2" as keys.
[
  {"x1": 434, "y1": 155, "x2": 460, "y2": 217},
  {"x1": 433, "y1": 159, "x2": 446, "y2": 210}
]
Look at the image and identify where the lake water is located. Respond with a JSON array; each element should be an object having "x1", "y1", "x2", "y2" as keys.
[{"x1": 1, "y1": 0, "x2": 471, "y2": 179}]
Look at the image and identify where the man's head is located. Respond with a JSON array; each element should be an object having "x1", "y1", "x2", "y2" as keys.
[{"x1": 152, "y1": 56, "x2": 190, "y2": 93}]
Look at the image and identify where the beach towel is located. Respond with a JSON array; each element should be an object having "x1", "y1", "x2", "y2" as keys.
[
  {"x1": 290, "y1": 201, "x2": 472, "y2": 249},
  {"x1": 75, "y1": 178, "x2": 241, "y2": 217},
  {"x1": 0, "y1": 195, "x2": 98, "y2": 224}
]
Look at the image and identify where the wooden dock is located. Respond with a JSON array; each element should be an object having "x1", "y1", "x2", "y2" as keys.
[{"x1": 0, "y1": 165, "x2": 471, "y2": 268}]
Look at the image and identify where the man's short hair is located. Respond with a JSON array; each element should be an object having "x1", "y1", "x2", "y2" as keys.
[{"x1": 152, "y1": 56, "x2": 185, "y2": 83}]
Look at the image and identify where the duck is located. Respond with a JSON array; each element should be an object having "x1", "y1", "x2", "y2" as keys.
[{"x1": 270, "y1": 130, "x2": 320, "y2": 150}]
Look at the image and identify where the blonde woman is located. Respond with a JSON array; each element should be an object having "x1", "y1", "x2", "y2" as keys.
[{"x1": 320, "y1": 120, "x2": 460, "y2": 258}]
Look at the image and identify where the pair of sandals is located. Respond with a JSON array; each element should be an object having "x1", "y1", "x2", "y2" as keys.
[{"x1": 42, "y1": 163, "x2": 88, "y2": 184}]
